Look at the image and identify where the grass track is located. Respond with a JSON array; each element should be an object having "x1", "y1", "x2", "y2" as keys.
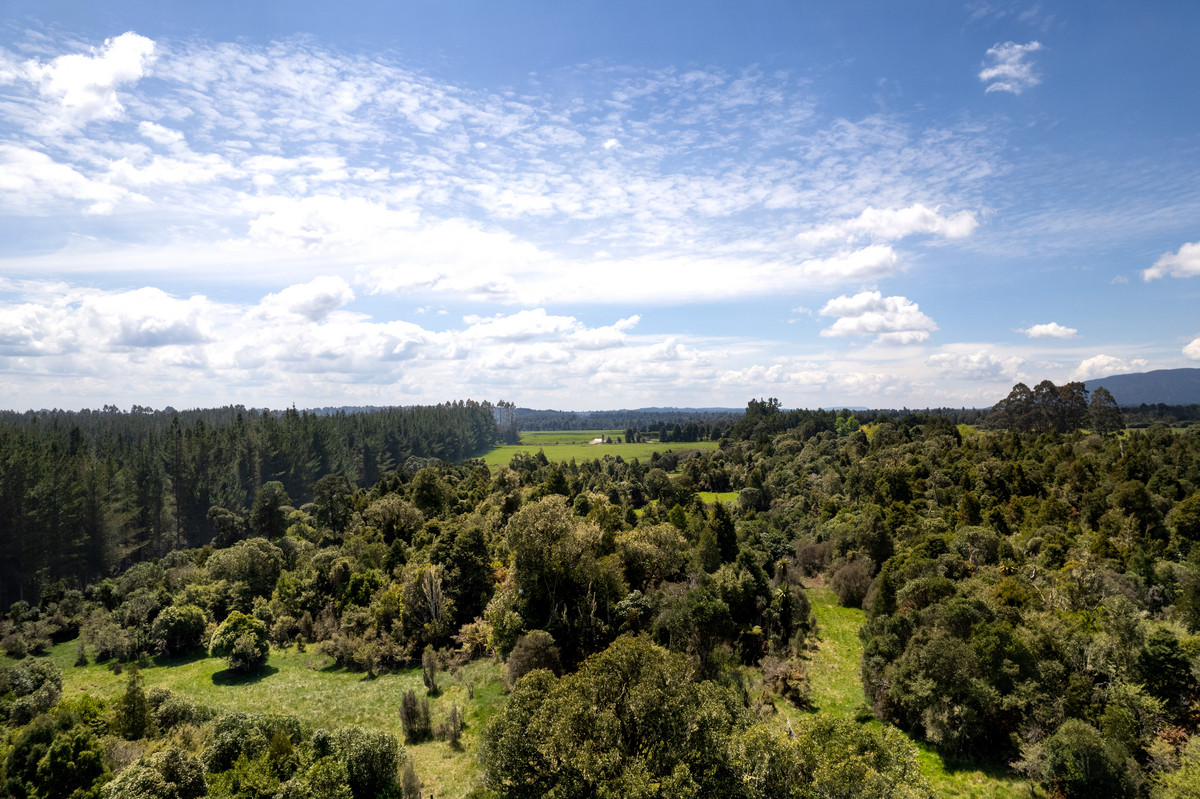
[{"x1": 798, "y1": 586, "x2": 1035, "y2": 798}]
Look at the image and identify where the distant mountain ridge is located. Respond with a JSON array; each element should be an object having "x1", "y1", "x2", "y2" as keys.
[{"x1": 1085, "y1": 368, "x2": 1200, "y2": 406}]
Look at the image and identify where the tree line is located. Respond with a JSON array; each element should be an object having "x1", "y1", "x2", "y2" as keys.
[{"x1": 0, "y1": 402, "x2": 500, "y2": 606}]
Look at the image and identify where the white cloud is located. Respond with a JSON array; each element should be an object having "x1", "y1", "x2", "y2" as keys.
[
  {"x1": 979, "y1": 41, "x2": 1043, "y2": 94},
  {"x1": 83, "y1": 288, "x2": 212, "y2": 348},
  {"x1": 797, "y1": 204, "x2": 977, "y2": 245},
  {"x1": 0, "y1": 144, "x2": 133, "y2": 214},
  {"x1": 1143, "y1": 241, "x2": 1200, "y2": 280},
  {"x1": 927, "y1": 349, "x2": 1023, "y2": 381},
  {"x1": 259, "y1": 276, "x2": 355, "y2": 322},
  {"x1": 1022, "y1": 322, "x2": 1077, "y2": 339},
  {"x1": 819, "y1": 291, "x2": 938, "y2": 344},
  {"x1": 138, "y1": 121, "x2": 185, "y2": 146},
  {"x1": 1185, "y1": 337, "x2": 1200, "y2": 360},
  {"x1": 567, "y1": 315, "x2": 640, "y2": 350},
  {"x1": 1070, "y1": 354, "x2": 1149, "y2": 381},
  {"x1": 462, "y1": 309, "x2": 580, "y2": 342},
  {"x1": 24, "y1": 32, "x2": 156, "y2": 129}
]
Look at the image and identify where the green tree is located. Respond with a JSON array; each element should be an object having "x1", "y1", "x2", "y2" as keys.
[
  {"x1": 209, "y1": 611, "x2": 270, "y2": 673},
  {"x1": 411, "y1": 468, "x2": 452, "y2": 518},
  {"x1": 1041, "y1": 719, "x2": 1127, "y2": 798},
  {"x1": 1089, "y1": 386, "x2": 1124, "y2": 435},
  {"x1": 311, "y1": 474, "x2": 353, "y2": 534},
  {"x1": 114, "y1": 673, "x2": 153, "y2": 740},
  {"x1": 280, "y1": 757, "x2": 352, "y2": 799},
  {"x1": 1155, "y1": 734, "x2": 1200, "y2": 798},
  {"x1": 326, "y1": 726, "x2": 402, "y2": 799},
  {"x1": 206, "y1": 538, "x2": 283, "y2": 598},
  {"x1": 709, "y1": 501, "x2": 738, "y2": 563},
  {"x1": 480, "y1": 635, "x2": 745, "y2": 797},
  {"x1": 35, "y1": 726, "x2": 109, "y2": 799},
  {"x1": 505, "y1": 630, "x2": 562, "y2": 687},
  {"x1": 249, "y1": 481, "x2": 291, "y2": 539},
  {"x1": 150, "y1": 603, "x2": 207, "y2": 657}
]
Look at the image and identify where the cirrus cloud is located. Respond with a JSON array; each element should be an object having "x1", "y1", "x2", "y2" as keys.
[{"x1": 978, "y1": 41, "x2": 1043, "y2": 95}]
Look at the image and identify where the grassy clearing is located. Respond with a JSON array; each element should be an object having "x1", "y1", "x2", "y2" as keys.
[
  {"x1": 802, "y1": 585, "x2": 867, "y2": 717},
  {"x1": 49, "y1": 641, "x2": 503, "y2": 798},
  {"x1": 480, "y1": 438, "x2": 718, "y2": 468},
  {"x1": 798, "y1": 586, "x2": 1033, "y2": 798},
  {"x1": 696, "y1": 490, "x2": 738, "y2": 505}
]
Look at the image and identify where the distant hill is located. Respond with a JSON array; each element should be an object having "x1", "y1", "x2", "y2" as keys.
[{"x1": 1085, "y1": 368, "x2": 1200, "y2": 406}]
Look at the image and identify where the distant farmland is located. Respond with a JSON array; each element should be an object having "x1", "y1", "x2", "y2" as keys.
[{"x1": 481, "y1": 429, "x2": 719, "y2": 468}]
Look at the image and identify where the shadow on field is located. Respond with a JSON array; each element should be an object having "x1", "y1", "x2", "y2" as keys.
[
  {"x1": 211, "y1": 664, "x2": 279, "y2": 685},
  {"x1": 151, "y1": 651, "x2": 209, "y2": 668}
]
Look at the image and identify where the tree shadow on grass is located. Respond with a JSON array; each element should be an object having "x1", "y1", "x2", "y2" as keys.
[
  {"x1": 211, "y1": 664, "x2": 279, "y2": 686},
  {"x1": 151, "y1": 650, "x2": 211, "y2": 668}
]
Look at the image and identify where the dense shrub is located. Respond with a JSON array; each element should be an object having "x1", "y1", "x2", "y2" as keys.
[
  {"x1": 209, "y1": 611, "x2": 270, "y2": 673},
  {"x1": 830, "y1": 559, "x2": 873, "y2": 609},
  {"x1": 504, "y1": 630, "x2": 562, "y2": 688}
]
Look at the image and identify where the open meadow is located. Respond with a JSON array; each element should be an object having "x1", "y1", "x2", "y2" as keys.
[{"x1": 480, "y1": 429, "x2": 720, "y2": 468}]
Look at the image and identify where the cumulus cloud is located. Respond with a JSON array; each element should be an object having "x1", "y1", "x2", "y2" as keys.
[
  {"x1": 1185, "y1": 337, "x2": 1200, "y2": 360},
  {"x1": 259, "y1": 276, "x2": 355, "y2": 322},
  {"x1": 1070, "y1": 354, "x2": 1149, "y2": 381},
  {"x1": 84, "y1": 287, "x2": 211, "y2": 348},
  {"x1": 1022, "y1": 322, "x2": 1077, "y2": 339},
  {"x1": 462, "y1": 309, "x2": 580, "y2": 342},
  {"x1": 23, "y1": 32, "x2": 156, "y2": 128},
  {"x1": 568, "y1": 315, "x2": 640, "y2": 350},
  {"x1": 927, "y1": 349, "x2": 1023, "y2": 381},
  {"x1": 819, "y1": 291, "x2": 938, "y2": 344},
  {"x1": 979, "y1": 41, "x2": 1043, "y2": 94},
  {"x1": 1143, "y1": 241, "x2": 1200, "y2": 280}
]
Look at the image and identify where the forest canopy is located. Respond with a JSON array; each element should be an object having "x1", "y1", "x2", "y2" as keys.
[{"x1": 1, "y1": 390, "x2": 1199, "y2": 797}]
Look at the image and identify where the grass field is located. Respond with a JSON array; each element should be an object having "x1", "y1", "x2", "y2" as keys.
[
  {"x1": 480, "y1": 433, "x2": 719, "y2": 468},
  {"x1": 796, "y1": 585, "x2": 1035, "y2": 798},
  {"x1": 696, "y1": 490, "x2": 738, "y2": 505},
  {"x1": 47, "y1": 641, "x2": 501, "y2": 798}
]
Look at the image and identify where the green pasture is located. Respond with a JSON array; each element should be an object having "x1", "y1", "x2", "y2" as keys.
[
  {"x1": 516, "y1": 429, "x2": 625, "y2": 445},
  {"x1": 696, "y1": 490, "x2": 738, "y2": 505},
  {"x1": 480, "y1": 435, "x2": 719, "y2": 469},
  {"x1": 45, "y1": 641, "x2": 502, "y2": 798}
]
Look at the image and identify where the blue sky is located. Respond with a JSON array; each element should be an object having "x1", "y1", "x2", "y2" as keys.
[{"x1": 1, "y1": 1, "x2": 1198, "y2": 411}]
